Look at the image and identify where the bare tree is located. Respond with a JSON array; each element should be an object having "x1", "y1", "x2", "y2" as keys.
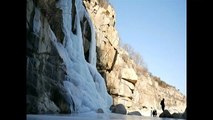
[{"x1": 121, "y1": 43, "x2": 148, "y2": 76}]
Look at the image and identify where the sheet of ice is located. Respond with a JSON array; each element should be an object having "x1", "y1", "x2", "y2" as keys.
[
  {"x1": 87, "y1": 63, "x2": 112, "y2": 107},
  {"x1": 27, "y1": 113, "x2": 185, "y2": 120},
  {"x1": 48, "y1": 0, "x2": 112, "y2": 113}
]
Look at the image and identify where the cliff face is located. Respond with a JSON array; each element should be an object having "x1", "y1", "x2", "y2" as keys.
[
  {"x1": 27, "y1": 0, "x2": 186, "y2": 116},
  {"x1": 133, "y1": 74, "x2": 186, "y2": 116},
  {"x1": 27, "y1": 0, "x2": 112, "y2": 114},
  {"x1": 83, "y1": 0, "x2": 186, "y2": 116},
  {"x1": 27, "y1": 0, "x2": 69, "y2": 113}
]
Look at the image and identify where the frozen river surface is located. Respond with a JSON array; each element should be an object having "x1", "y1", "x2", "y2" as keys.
[{"x1": 27, "y1": 112, "x2": 185, "y2": 120}]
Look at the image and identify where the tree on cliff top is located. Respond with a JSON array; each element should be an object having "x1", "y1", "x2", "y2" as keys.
[{"x1": 120, "y1": 42, "x2": 148, "y2": 76}]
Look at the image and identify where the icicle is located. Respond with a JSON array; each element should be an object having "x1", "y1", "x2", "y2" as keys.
[{"x1": 87, "y1": 17, "x2": 97, "y2": 66}]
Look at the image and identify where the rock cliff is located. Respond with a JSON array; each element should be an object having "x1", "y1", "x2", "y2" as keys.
[
  {"x1": 83, "y1": 0, "x2": 186, "y2": 116},
  {"x1": 27, "y1": 0, "x2": 186, "y2": 116}
]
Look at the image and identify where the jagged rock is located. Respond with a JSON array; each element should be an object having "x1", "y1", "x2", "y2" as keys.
[
  {"x1": 110, "y1": 79, "x2": 133, "y2": 98},
  {"x1": 35, "y1": 0, "x2": 64, "y2": 43},
  {"x1": 132, "y1": 90, "x2": 140, "y2": 104},
  {"x1": 114, "y1": 97, "x2": 132, "y2": 107},
  {"x1": 37, "y1": 96, "x2": 60, "y2": 113},
  {"x1": 84, "y1": 0, "x2": 119, "y2": 72},
  {"x1": 105, "y1": 71, "x2": 120, "y2": 90},
  {"x1": 106, "y1": 26, "x2": 119, "y2": 47},
  {"x1": 27, "y1": 0, "x2": 72, "y2": 114},
  {"x1": 120, "y1": 79, "x2": 135, "y2": 90},
  {"x1": 118, "y1": 81, "x2": 133, "y2": 97},
  {"x1": 96, "y1": 41, "x2": 117, "y2": 70},
  {"x1": 121, "y1": 68, "x2": 138, "y2": 84},
  {"x1": 115, "y1": 86, "x2": 132, "y2": 98}
]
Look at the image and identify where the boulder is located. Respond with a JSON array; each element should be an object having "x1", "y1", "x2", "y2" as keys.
[
  {"x1": 128, "y1": 111, "x2": 142, "y2": 116},
  {"x1": 96, "y1": 108, "x2": 104, "y2": 113},
  {"x1": 159, "y1": 110, "x2": 172, "y2": 118},
  {"x1": 172, "y1": 113, "x2": 182, "y2": 118},
  {"x1": 110, "y1": 104, "x2": 127, "y2": 115}
]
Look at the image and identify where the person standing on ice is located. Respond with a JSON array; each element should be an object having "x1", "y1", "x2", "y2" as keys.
[{"x1": 160, "y1": 98, "x2": 165, "y2": 112}]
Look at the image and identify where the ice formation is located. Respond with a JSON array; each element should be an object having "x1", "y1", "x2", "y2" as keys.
[{"x1": 48, "y1": 0, "x2": 112, "y2": 113}]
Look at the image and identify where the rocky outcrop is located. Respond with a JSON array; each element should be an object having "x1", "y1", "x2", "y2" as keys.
[
  {"x1": 83, "y1": 0, "x2": 118, "y2": 71},
  {"x1": 27, "y1": 0, "x2": 70, "y2": 113},
  {"x1": 131, "y1": 74, "x2": 186, "y2": 116},
  {"x1": 83, "y1": 0, "x2": 186, "y2": 116},
  {"x1": 83, "y1": 0, "x2": 138, "y2": 109}
]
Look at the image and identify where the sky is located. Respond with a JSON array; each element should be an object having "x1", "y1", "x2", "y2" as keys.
[{"x1": 109, "y1": 0, "x2": 186, "y2": 96}]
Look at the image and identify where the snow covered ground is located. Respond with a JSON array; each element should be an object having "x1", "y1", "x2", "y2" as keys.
[{"x1": 27, "y1": 113, "x2": 185, "y2": 120}]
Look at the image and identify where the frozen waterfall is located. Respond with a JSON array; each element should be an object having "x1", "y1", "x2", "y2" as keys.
[{"x1": 48, "y1": 0, "x2": 112, "y2": 113}]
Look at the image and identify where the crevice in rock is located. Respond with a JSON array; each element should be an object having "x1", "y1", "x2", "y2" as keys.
[
  {"x1": 48, "y1": 9, "x2": 64, "y2": 44},
  {"x1": 106, "y1": 48, "x2": 118, "y2": 72},
  {"x1": 50, "y1": 87, "x2": 71, "y2": 113},
  {"x1": 80, "y1": 16, "x2": 92, "y2": 63},
  {"x1": 35, "y1": 0, "x2": 64, "y2": 44},
  {"x1": 71, "y1": 0, "x2": 77, "y2": 34}
]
